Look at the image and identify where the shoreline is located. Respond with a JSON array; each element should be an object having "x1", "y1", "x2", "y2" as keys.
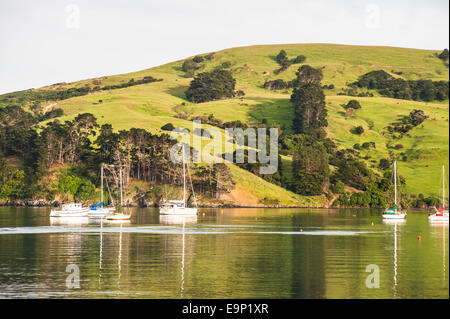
[{"x1": 0, "y1": 203, "x2": 432, "y2": 210}]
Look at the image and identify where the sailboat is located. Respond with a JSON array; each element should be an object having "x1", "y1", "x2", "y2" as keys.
[
  {"x1": 428, "y1": 165, "x2": 449, "y2": 222},
  {"x1": 106, "y1": 167, "x2": 131, "y2": 221},
  {"x1": 160, "y1": 145, "x2": 198, "y2": 216},
  {"x1": 382, "y1": 161, "x2": 407, "y2": 219},
  {"x1": 89, "y1": 163, "x2": 116, "y2": 218}
]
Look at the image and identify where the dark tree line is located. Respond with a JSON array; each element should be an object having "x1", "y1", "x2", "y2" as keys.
[
  {"x1": 0, "y1": 76, "x2": 162, "y2": 107},
  {"x1": 0, "y1": 107, "x2": 234, "y2": 202},
  {"x1": 353, "y1": 70, "x2": 449, "y2": 101}
]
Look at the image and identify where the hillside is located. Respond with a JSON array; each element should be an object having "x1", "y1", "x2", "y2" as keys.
[{"x1": 1, "y1": 44, "x2": 449, "y2": 204}]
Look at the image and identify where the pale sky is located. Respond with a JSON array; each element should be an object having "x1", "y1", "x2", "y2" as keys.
[{"x1": 0, "y1": 0, "x2": 449, "y2": 94}]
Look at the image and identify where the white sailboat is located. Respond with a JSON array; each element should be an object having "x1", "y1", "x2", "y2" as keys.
[
  {"x1": 89, "y1": 163, "x2": 116, "y2": 218},
  {"x1": 382, "y1": 161, "x2": 407, "y2": 219},
  {"x1": 106, "y1": 167, "x2": 131, "y2": 221},
  {"x1": 160, "y1": 145, "x2": 198, "y2": 216},
  {"x1": 429, "y1": 165, "x2": 449, "y2": 223}
]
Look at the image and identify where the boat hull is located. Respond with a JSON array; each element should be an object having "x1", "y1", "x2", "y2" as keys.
[
  {"x1": 428, "y1": 214, "x2": 449, "y2": 222},
  {"x1": 159, "y1": 207, "x2": 198, "y2": 216},
  {"x1": 88, "y1": 207, "x2": 115, "y2": 218},
  {"x1": 50, "y1": 208, "x2": 89, "y2": 217},
  {"x1": 382, "y1": 213, "x2": 406, "y2": 219}
]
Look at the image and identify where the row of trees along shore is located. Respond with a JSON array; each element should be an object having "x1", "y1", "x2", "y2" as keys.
[{"x1": 0, "y1": 108, "x2": 234, "y2": 204}]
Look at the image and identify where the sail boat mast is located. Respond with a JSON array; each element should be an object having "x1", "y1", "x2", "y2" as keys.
[
  {"x1": 182, "y1": 144, "x2": 186, "y2": 208},
  {"x1": 443, "y1": 165, "x2": 446, "y2": 209},
  {"x1": 119, "y1": 168, "x2": 123, "y2": 207},
  {"x1": 101, "y1": 163, "x2": 104, "y2": 204},
  {"x1": 394, "y1": 160, "x2": 397, "y2": 207}
]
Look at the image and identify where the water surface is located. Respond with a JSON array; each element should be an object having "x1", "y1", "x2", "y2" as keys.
[{"x1": 0, "y1": 207, "x2": 447, "y2": 299}]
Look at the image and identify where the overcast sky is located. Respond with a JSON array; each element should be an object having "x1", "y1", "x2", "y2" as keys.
[{"x1": 1, "y1": 0, "x2": 449, "y2": 94}]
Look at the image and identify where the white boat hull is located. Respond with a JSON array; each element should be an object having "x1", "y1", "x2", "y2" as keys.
[
  {"x1": 428, "y1": 214, "x2": 449, "y2": 222},
  {"x1": 382, "y1": 213, "x2": 407, "y2": 219},
  {"x1": 50, "y1": 208, "x2": 89, "y2": 217},
  {"x1": 88, "y1": 207, "x2": 115, "y2": 218},
  {"x1": 159, "y1": 207, "x2": 198, "y2": 216}
]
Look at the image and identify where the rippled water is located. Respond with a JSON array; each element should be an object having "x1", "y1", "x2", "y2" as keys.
[{"x1": 0, "y1": 207, "x2": 448, "y2": 299}]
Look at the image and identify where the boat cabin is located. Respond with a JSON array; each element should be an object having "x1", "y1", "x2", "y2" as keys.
[{"x1": 160, "y1": 200, "x2": 185, "y2": 210}]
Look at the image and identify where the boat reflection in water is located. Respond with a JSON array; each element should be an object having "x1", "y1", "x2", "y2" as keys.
[
  {"x1": 159, "y1": 214, "x2": 198, "y2": 225},
  {"x1": 383, "y1": 218, "x2": 406, "y2": 297},
  {"x1": 159, "y1": 213, "x2": 197, "y2": 297},
  {"x1": 50, "y1": 216, "x2": 89, "y2": 226},
  {"x1": 429, "y1": 221, "x2": 448, "y2": 285}
]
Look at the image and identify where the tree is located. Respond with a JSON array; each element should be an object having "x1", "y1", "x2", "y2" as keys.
[
  {"x1": 352, "y1": 126, "x2": 364, "y2": 135},
  {"x1": 291, "y1": 83, "x2": 328, "y2": 139},
  {"x1": 76, "y1": 179, "x2": 95, "y2": 201},
  {"x1": 57, "y1": 173, "x2": 82, "y2": 201},
  {"x1": 291, "y1": 65, "x2": 323, "y2": 87},
  {"x1": 292, "y1": 55, "x2": 306, "y2": 64},
  {"x1": 438, "y1": 48, "x2": 449, "y2": 61},
  {"x1": 345, "y1": 100, "x2": 362, "y2": 110},
  {"x1": 185, "y1": 69, "x2": 236, "y2": 103},
  {"x1": 161, "y1": 123, "x2": 175, "y2": 131},
  {"x1": 276, "y1": 50, "x2": 289, "y2": 65},
  {"x1": 291, "y1": 142, "x2": 329, "y2": 195},
  {"x1": 409, "y1": 109, "x2": 427, "y2": 126}
]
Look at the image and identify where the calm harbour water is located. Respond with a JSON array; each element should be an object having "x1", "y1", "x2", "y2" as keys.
[{"x1": 0, "y1": 207, "x2": 448, "y2": 299}]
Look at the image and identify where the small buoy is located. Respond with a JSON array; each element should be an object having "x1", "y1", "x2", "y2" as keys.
[{"x1": 418, "y1": 236, "x2": 422, "y2": 241}]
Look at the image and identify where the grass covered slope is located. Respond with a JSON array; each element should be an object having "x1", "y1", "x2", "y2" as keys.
[{"x1": 13, "y1": 43, "x2": 450, "y2": 200}]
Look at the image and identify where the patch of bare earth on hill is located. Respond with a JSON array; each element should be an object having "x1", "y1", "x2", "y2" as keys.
[{"x1": 219, "y1": 185, "x2": 263, "y2": 207}]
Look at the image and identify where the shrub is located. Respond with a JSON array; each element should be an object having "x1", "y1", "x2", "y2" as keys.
[
  {"x1": 438, "y1": 48, "x2": 449, "y2": 61},
  {"x1": 161, "y1": 123, "x2": 175, "y2": 131},
  {"x1": 352, "y1": 126, "x2": 364, "y2": 135},
  {"x1": 345, "y1": 99, "x2": 362, "y2": 110},
  {"x1": 235, "y1": 90, "x2": 245, "y2": 97},
  {"x1": 182, "y1": 59, "x2": 199, "y2": 74},
  {"x1": 394, "y1": 144, "x2": 404, "y2": 149},
  {"x1": 192, "y1": 55, "x2": 204, "y2": 63},
  {"x1": 204, "y1": 52, "x2": 216, "y2": 60},
  {"x1": 264, "y1": 79, "x2": 291, "y2": 90},
  {"x1": 292, "y1": 55, "x2": 306, "y2": 64},
  {"x1": 221, "y1": 61, "x2": 232, "y2": 69},
  {"x1": 361, "y1": 142, "x2": 375, "y2": 149}
]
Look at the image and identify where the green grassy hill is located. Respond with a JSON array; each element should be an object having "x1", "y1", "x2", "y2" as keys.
[{"x1": 7, "y1": 43, "x2": 449, "y2": 203}]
